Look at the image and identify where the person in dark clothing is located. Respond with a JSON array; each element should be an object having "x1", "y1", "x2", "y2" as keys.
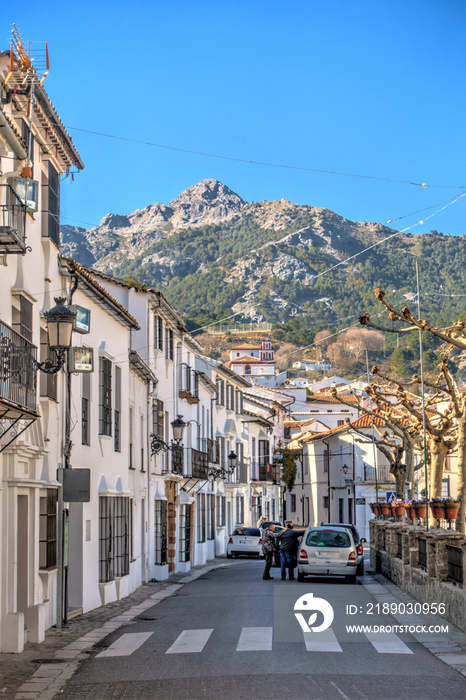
[
  {"x1": 279, "y1": 522, "x2": 306, "y2": 580},
  {"x1": 261, "y1": 524, "x2": 282, "y2": 580}
]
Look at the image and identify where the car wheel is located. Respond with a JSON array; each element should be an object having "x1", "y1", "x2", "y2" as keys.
[
  {"x1": 356, "y1": 563, "x2": 364, "y2": 576},
  {"x1": 297, "y1": 570, "x2": 305, "y2": 582},
  {"x1": 227, "y1": 553, "x2": 233, "y2": 559}
]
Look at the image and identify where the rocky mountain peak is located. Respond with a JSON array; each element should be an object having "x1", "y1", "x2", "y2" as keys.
[{"x1": 167, "y1": 179, "x2": 246, "y2": 228}]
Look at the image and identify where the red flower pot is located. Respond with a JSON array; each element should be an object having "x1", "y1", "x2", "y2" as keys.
[
  {"x1": 444, "y1": 503, "x2": 460, "y2": 520},
  {"x1": 392, "y1": 505, "x2": 405, "y2": 517},
  {"x1": 379, "y1": 503, "x2": 391, "y2": 516},
  {"x1": 415, "y1": 503, "x2": 426, "y2": 518},
  {"x1": 430, "y1": 504, "x2": 445, "y2": 520}
]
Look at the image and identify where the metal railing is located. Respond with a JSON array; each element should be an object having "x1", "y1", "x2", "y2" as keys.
[
  {"x1": 250, "y1": 458, "x2": 278, "y2": 482},
  {"x1": 0, "y1": 319, "x2": 37, "y2": 411},
  {"x1": 396, "y1": 532, "x2": 403, "y2": 559},
  {"x1": 446, "y1": 545, "x2": 463, "y2": 586},
  {"x1": 171, "y1": 445, "x2": 184, "y2": 475},
  {"x1": 190, "y1": 447, "x2": 209, "y2": 480},
  {"x1": 363, "y1": 463, "x2": 395, "y2": 482},
  {"x1": 0, "y1": 184, "x2": 27, "y2": 254}
]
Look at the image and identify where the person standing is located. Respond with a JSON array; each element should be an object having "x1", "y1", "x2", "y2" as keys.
[
  {"x1": 279, "y1": 522, "x2": 306, "y2": 580},
  {"x1": 261, "y1": 524, "x2": 281, "y2": 580}
]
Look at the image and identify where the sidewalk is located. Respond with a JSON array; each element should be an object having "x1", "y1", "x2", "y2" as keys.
[{"x1": 0, "y1": 560, "x2": 231, "y2": 700}]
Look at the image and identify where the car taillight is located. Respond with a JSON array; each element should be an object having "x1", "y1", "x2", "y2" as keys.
[
  {"x1": 299, "y1": 548, "x2": 308, "y2": 560},
  {"x1": 348, "y1": 551, "x2": 357, "y2": 561},
  {"x1": 357, "y1": 544, "x2": 363, "y2": 555},
  {"x1": 258, "y1": 539, "x2": 262, "y2": 545},
  {"x1": 228, "y1": 537, "x2": 233, "y2": 544}
]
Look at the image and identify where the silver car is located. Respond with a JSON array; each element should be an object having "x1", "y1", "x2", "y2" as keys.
[
  {"x1": 297, "y1": 526, "x2": 358, "y2": 583},
  {"x1": 227, "y1": 526, "x2": 263, "y2": 558}
]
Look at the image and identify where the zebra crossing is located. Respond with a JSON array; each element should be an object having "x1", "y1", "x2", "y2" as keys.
[{"x1": 95, "y1": 626, "x2": 413, "y2": 658}]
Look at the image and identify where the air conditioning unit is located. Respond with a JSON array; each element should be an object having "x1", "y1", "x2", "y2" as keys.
[{"x1": 9, "y1": 177, "x2": 39, "y2": 212}]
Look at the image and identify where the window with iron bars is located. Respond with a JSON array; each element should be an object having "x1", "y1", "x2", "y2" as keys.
[
  {"x1": 114, "y1": 366, "x2": 121, "y2": 452},
  {"x1": 197, "y1": 493, "x2": 206, "y2": 543},
  {"x1": 155, "y1": 500, "x2": 168, "y2": 565},
  {"x1": 236, "y1": 495, "x2": 244, "y2": 524},
  {"x1": 39, "y1": 489, "x2": 57, "y2": 570},
  {"x1": 99, "y1": 357, "x2": 112, "y2": 436},
  {"x1": 216, "y1": 496, "x2": 226, "y2": 527},
  {"x1": 179, "y1": 504, "x2": 191, "y2": 562},
  {"x1": 164, "y1": 327, "x2": 174, "y2": 360},
  {"x1": 154, "y1": 315, "x2": 163, "y2": 352},
  {"x1": 207, "y1": 494, "x2": 215, "y2": 540},
  {"x1": 226, "y1": 383, "x2": 234, "y2": 410},
  {"x1": 235, "y1": 389, "x2": 243, "y2": 415},
  {"x1": 99, "y1": 496, "x2": 131, "y2": 583},
  {"x1": 216, "y1": 378, "x2": 225, "y2": 405}
]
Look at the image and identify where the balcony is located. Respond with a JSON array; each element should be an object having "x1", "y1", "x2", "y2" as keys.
[
  {"x1": 178, "y1": 364, "x2": 199, "y2": 404},
  {"x1": 250, "y1": 458, "x2": 278, "y2": 483},
  {"x1": 0, "y1": 184, "x2": 27, "y2": 254},
  {"x1": 161, "y1": 445, "x2": 184, "y2": 476},
  {"x1": 0, "y1": 319, "x2": 38, "y2": 451},
  {"x1": 228, "y1": 461, "x2": 248, "y2": 484},
  {"x1": 189, "y1": 447, "x2": 209, "y2": 480},
  {"x1": 363, "y1": 463, "x2": 395, "y2": 483}
]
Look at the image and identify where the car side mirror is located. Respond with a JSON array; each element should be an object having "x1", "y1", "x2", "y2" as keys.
[{"x1": 360, "y1": 538, "x2": 367, "y2": 543}]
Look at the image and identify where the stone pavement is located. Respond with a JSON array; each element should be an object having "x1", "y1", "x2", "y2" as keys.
[{"x1": 0, "y1": 559, "x2": 232, "y2": 700}]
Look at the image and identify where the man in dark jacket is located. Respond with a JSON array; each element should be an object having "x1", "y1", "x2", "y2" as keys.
[
  {"x1": 279, "y1": 522, "x2": 306, "y2": 580},
  {"x1": 261, "y1": 524, "x2": 282, "y2": 580}
]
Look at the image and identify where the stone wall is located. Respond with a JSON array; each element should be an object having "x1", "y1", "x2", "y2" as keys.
[{"x1": 370, "y1": 519, "x2": 466, "y2": 633}]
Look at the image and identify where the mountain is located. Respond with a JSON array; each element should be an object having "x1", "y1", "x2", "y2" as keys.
[{"x1": 61, "y1": 179, "x2": 466, "y2": 334}]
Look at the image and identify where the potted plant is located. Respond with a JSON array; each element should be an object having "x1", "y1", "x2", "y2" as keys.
[
  {"x1": 414, "y1": 499, "x2": 426, "y2": 518},
  {"x1": 391, "y1": 501, "x2": 405, "y2": 517},
  {"x1": 429, "y1": 497, "x2": 446, "y2": 520},
  {"x1": 443, "y1": 497, "x2": 461, "y2": 520},
  {"x1": 379, "y1": 501, "x2": 391, "y2": 516}
]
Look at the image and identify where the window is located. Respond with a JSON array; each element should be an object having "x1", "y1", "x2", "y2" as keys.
[
  {"x1": 323, "y1": 495, "x2": 329, "y2": 510},
  {"x1": 179, "y1": 504, "x2": 191, "y2": 562},
  {"x1": 165, "y1": 327, "x2": 174, "y2": 360},
  {"x1": 45, "y1": 161, "x2": 60, "y2": 246},
  {"x1": 82, "y1": 371, "x2": 90, "y2": 445},
  {"x1": 245, "y1": 365, "x2": 251, "y2": 375},
  {"x1": 154, "y1": 500, "x2": 168, "y2": 565},
  {"x1": 140, "y1": 415, "x2": 145, "y2": 471},
  {"x1": 154, "y1": 315, "x2": 163, "y2": 351},
  {"x1": 216, "y1": 378, "x2": 225, "y2": 405},
  {"x1": 152, "y1": 399, "x2": 164, "y2": 441},
  {"x1": 39, "y1": 490, "x2": 57, "y2": 569},
  {"x1": 129, "y1": 407, "x2": 134, "y2": 469},
  {"x1": 114, "y1": 366, "x2": 121, "y2": 452},
  {"x1": 323, "y1": 449, "x2": 329, "y2": 473},
  {"x1": 226, "y1": 383, "x2": 234, "y2": 410},
  {"x1": 337, "y1": 420, "x2": 344, "y2": 426},
  {"x1": 290, "y1": 494, "x2": 296, "y2": 512},
  {"x1": 39, "y1": 330, "x2": 57, "y2": 400},
  {"x1": 236, "y1": 495, "x2": 244, "y2": 524},
  {"x1": 99, "y1": 357, "x2": 112, "y2": 436},
  {"x1": 13, "y1": 296, "x2": 33, "y2": 341},
  {"x1": 197, "y1": 493, "x2": 206, "y2": 543},
  {"x1": 99, "y1": 496, "x2": 131, "y2": 582},
  {"x1": 235, "y1": 390, "x2": 243, "y2": 415},
  {"x1": 207, "y1": 494, "x2": 215, "y2": 540},
  {"x1": 216, "y1": 496, "x2": 226, "y2": 526}
]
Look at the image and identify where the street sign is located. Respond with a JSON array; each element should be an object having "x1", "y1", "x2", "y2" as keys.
[
  {"x1": 386, "y1": 491, "x2": 396, "y2": 502},
  {"x1": 62, "y1": 468, "x2": 91, "y2": 502},
  {"x1": 356, "y1": 498, "x2": 366, "y2": 505}
]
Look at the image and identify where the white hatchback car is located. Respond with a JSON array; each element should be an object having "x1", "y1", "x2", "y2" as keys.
[
  {"x1": 297, "y1": 526, "x2": 358, "y2": 582},
  {"x1": 227, "y1": 526, "x2": 263, "y2": 558}
]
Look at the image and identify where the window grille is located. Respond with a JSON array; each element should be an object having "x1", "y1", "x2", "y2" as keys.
[
  {"x1": 207, "y1": 494, "x2": 215, "y2": 540},
  {"x1": 165, "y1": 328, "x2": 174, "y2": 360},
  {"x1": 216, "y1": 496, "x2": 226, "y2": 526},
  {"x1": 82, "y1": 371, "x2": 90, "y2": 445},
  {"x1": 179, "y1": 504, "x2": 191, "y2": 562},
  {"x1": 99, "y1": 496, "x2": 131, "y2": 582},
  {"x1": 46, "y1": 162, "x2": 60, "y2": 246},
  {"x1": 154, "y1": 315, "x2": 163, "y2": 351},
  {"x1": 114, "y1": 366, "x2": 121, "y2": 452},
  {"x1": 290, "y1": 494, "x2": 296, "y2": 512},
  {"x1": 446, "y1": 545, "x2": 463, "y2": 585},
  {"x1": 99, "y1": 357, "x2": 112, "y2": 436},
  {"x1": 197, "y1": 493, "x2": 206, "y2": 543},
  {"x1": 236, "y1": 495, "x2": 244, "y2": 524},
  {"x1": 216, "y1": 378, "x2": 225, "y2": 405},
  {"x1": 154, "y1": 500, "x2": 168, "y2": 565},
  {"x1": 39, "y1": 490, "x2": 57, "y2": 569}
]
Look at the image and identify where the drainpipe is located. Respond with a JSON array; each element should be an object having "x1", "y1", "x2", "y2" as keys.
[{"x1": 352, "y1": 435, "x2": 356, "y2": 527}]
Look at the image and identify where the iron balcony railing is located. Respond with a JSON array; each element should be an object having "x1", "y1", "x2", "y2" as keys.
[
  {"x1": 171, "y1": 445, "x2": 184, "y2": 475},
  {"x1": 0, "y1": 319, "x2": 37, "y2": 411},
  {"x1": 0, "y1": 184, "x2": 27, "y2": 254},
  {"x1": 189, "y1": 447, "x2": 209, "y2": 480},
  {"x1": 250, "y1": 458, "x2": 278, "y2": 483},
  {"x1": 363, "y1": 463, "x2": 394, "y2": 482}
]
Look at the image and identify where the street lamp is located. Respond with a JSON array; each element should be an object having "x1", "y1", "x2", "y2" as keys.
[
  {"x1": 38, "y1": 297, "x2": 76, "y2": 374},
  {"x1": 150, "y1": 414, "x2": 187, "y2": 454},
  {"x1": 342, "y1": 464, "x2": 349, "y2": 474},
  {"x1": 209, "y1": 449, "x2": 237, "y2": 480}
]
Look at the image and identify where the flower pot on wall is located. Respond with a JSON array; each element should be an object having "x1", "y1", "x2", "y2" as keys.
[
  {"x1": 392, "y1": 504, "x2": 405, "y2": 517},
  {"x1": 444, "y1": 503, "x2": 460, "y2": 520},
  {"x1": 379, "y1": 503, "x2": 391, "y2": 516},
  {"x1": 429, "y1": 504, "x2": 445, "y2": 520},
  {"x1": 415, "y1": 503, "x2": 427, "y2": 518}
]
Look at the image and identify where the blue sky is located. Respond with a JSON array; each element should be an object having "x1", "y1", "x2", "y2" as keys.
[{"x1": 5, "y1": 1, "x2": 466, "y2": 234}]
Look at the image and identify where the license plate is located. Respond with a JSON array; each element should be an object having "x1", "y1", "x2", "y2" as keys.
[
  {"x1": 240, "y1": 540, "x2": 247, "y2": 544},
  {"x1": 316, "y1": 550, "x2": 338, "y2": 558}
]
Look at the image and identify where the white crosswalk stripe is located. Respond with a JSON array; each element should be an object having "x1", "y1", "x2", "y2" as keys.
[
  {"x1": 303, "y1": 628, "x2": 342, "y2": 652},
  {"x1": 94, "y1": 626, "x2": 414, "y2": 658},
  {"x1": 95, "y1": 632, "x2": 153, "y2": 658},
  {"x1": 236, "y1": 627, "x2": 273, "y2": 651},
  {"x1": 364, "y1": 630, "x2": 413, "y2": 654},
  {"x1": 166, "y1": 628, "x2": 213, "y2": 654}
]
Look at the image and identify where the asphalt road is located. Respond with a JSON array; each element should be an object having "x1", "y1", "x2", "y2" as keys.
[{"x1": 59, "y1": 559, "x2": 466, "y2": 700}]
